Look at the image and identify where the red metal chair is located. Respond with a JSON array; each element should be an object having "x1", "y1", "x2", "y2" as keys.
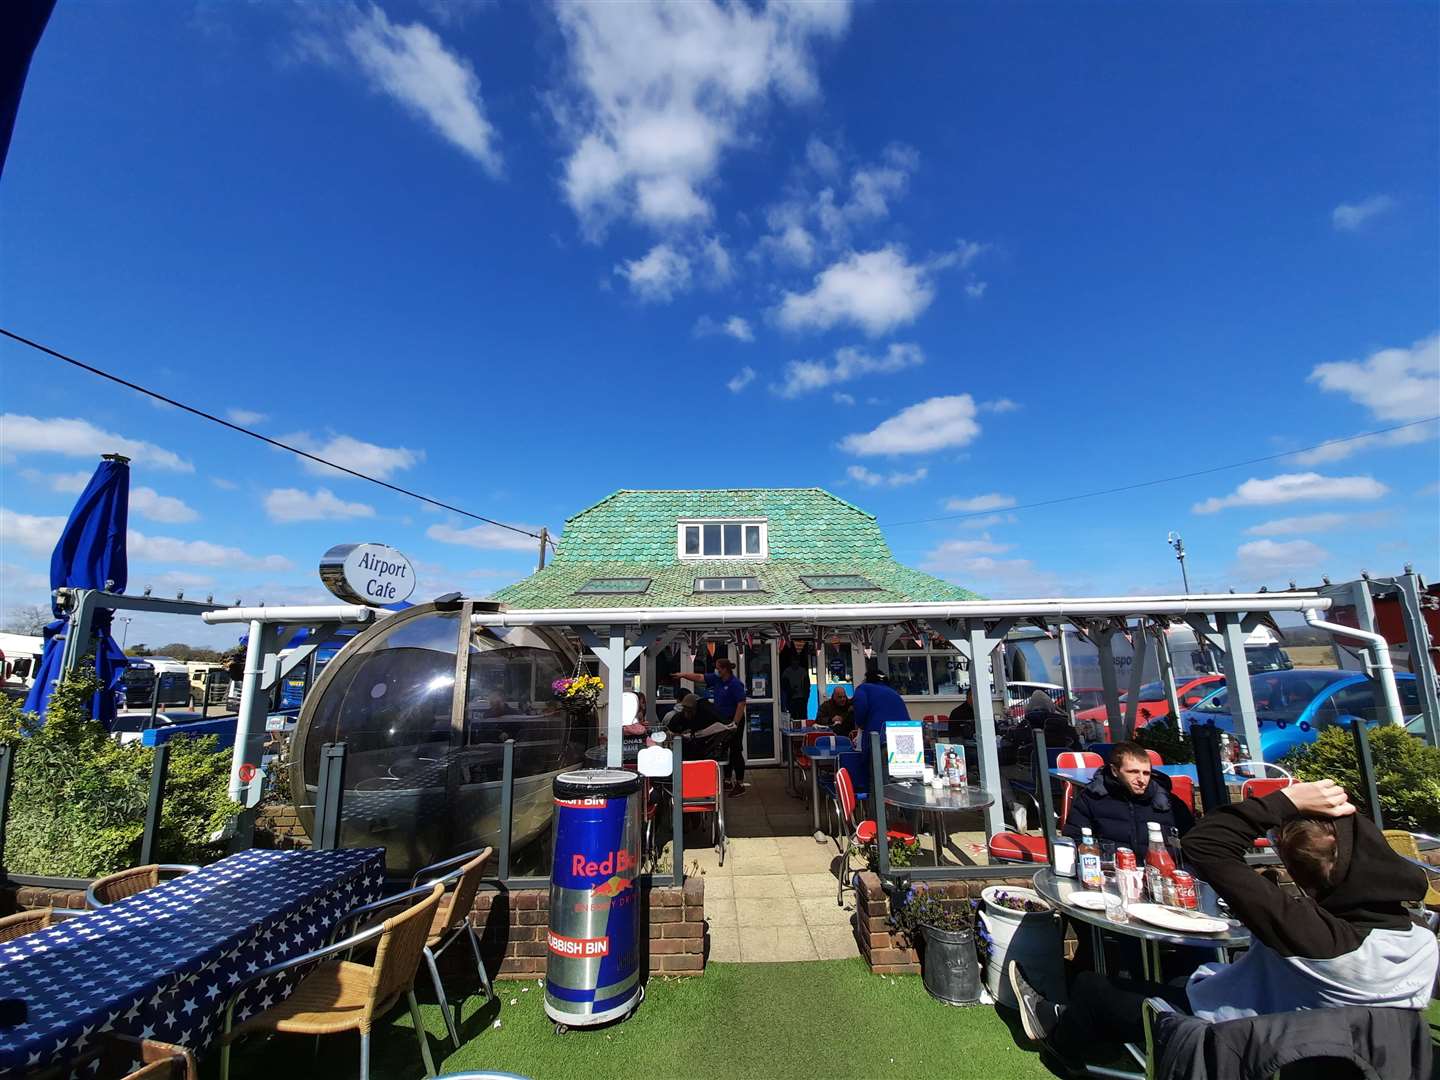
[
  {"x1": 1056, "y1": 751, "x2": 1103, "y2": 771},
  {"x1": 1145, "y1": 749, "x2": 1164, "y2": 766},
  {"x1": 834, "y1": 766, "x2": 916, "y2": 905},
  {"x1": 1167, "y1": 774, "x2": 1195, "y2": 813},
  {"x1": 681, "y1": 759, "x2": 726, "y2": 866},
  {"x1": 1241, "y1": 777, "x2": 1292, "y2": 847},
  {"x1": 987, "y1": 832, "x2": 1050, "y2": 864}
]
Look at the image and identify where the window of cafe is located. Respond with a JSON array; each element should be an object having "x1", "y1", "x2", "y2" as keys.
[{"x1": 886, "y1": 643, "x2": 967, "y2": 697}]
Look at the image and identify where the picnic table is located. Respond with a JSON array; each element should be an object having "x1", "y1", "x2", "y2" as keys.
[{"x1": 0, "y1": 847, "x2": 384, "y2": 1076}]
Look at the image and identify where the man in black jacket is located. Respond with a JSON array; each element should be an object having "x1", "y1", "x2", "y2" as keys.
[
  {"x1": 1009, "y1": 779, "x2": 1439, "y2": 1075},
  {"x1": 1063, "y1": 741, "x2": 1194, "y2": 854}
]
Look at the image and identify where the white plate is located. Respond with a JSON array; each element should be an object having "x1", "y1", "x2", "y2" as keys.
[
  {"x1": 1065, "y1": 891, "x2": 1108, "y2": 911},
  {"x1": 1127, "y1": 903, "x2": 1228, "y2": 934}
]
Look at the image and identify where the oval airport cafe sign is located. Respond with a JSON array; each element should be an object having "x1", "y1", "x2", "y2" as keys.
[{"x1": 319, "y1": 542, "x2": 417, "y2": 606}]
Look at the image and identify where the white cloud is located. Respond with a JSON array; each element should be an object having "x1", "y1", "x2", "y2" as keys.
[
  {"x1": 841, "y1": 395, "x2": 981, "y2": 456},
  {"x1": 726, "y1": 366, "x2": 757, "y2": 393},
  {"x1": 1289, "y1": 425, "x2": 1434, "y2": 465},
  {"x1": 965, "y1": 281, "x2": 988, "y2": 299},
  {"x1": 774, "y1": 342, "x2": 924, "y2": 398},
  {"x1": 553, "y1": 0, "x2": 850, "y2": 237},
  {"x1": 308, "y1": 4, "x2": 502, "y2": 174},
  {"x1": 978, "y1": 398, "x2": 1019, "y2": 414},
  {"x1": 1331, "y1": 195, "x2": 1396, "y2": 232},
  {"x1": 264, "y1": 487, "x2": 376, "y2": 523},
  {"x1": 0, "y1": 561, "x2": 50, "y2": 597},
  {"x1": 615, "y1": 243, "x2": 691, "y2": 302},
  {"x1": 919, "y1": 541, "x2": 1066, "y2": 596},
  {"x1": 1308, "y1": 334, "x2": 1439, "y2": 424},
  {"x1": 0, "y1": 414, "x2": 192, "y2": 472},
  {"x1": 832, "y1": 392, "x2": 855, "y2": 406},
  {"x1": 701, "y1": 236, "x2": 734, "y2": 284},
  {"x1": 1244, "y1": 511, "x2": 1389, "y2": 536},
  {"x1": 21, "y1": 469, "x2": 91, "y2": 494},
  {"x1": 777, "y1": 247, "x2": 933, "y2": 336},
  {"x1": 226, "y1": 408, "x2": 267, "y2": 426},
  {"x1": 427, "y1": 521, "x2": 542, "y2": 552},
  {"x1": 957, "y1": 512, "x2": 1018, "y2": 530},
  {"x1": 1192, "y1": 472, "x2": 1388, "y2": 513},
  {"x1": 210, "y1": 477, "x2": 239, "y2": 491},
  {"x1": 694, "y1": 314, "x2": 754, "y2": 342},
  {"x1": 944, "y1": 492, "x2": 1017, "y2": 513},
  {"x1": 814, "y1": 144, "x2": 918, "y2": 246},
  {"x1": 921, "y1": 535, "x2": 1014, "y2": 570},
  {"x1": 846, "y1": 464, "x2": 927, "y2": 488},
  {"x1": 805, "y1": 135, "x2": 840, "y2": 177},
  {"x1": 1232, "y1": 539, "x2": 1329, "y2": 580},
  {"x1": 130, "y1": 487, "x2": 199, "y2": 524},
  {"x1": 285, "y1": 432, "x2": 424, "y2": 480},
  {"x1": 0, "y1": 508, "x2": 290, "y2": 570}
]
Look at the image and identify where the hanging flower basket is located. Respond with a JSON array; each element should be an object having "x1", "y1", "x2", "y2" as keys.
[{"x1": 552, "y1": 674, "x2": 604, "y2": 714}]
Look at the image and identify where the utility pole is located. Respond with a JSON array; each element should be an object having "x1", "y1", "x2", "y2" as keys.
[
  {"x1": 537, "y1": 527, "x2": 548, "y2": 571},
  {"x1": 118, "y1": 616, "x2": 133, "y2": 649},
  {"x1": 1167, "y1": 532, "x2": 1191, "y2": 594}
]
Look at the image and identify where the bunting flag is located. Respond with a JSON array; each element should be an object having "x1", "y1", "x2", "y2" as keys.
[
  {"x1": 685, "y1": 630, "x2": 704, "y2": 655},
  {"x1": 706, "y1": 640, "x2": 716, "y2": 658},
  {"x1": 772, "y1": 622, "x2": 791, "y2": 651}
]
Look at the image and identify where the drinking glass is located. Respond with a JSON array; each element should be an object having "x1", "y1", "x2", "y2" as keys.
[{"x1": 1102, "y1": 870, "x2": 1129, "y2": 923}]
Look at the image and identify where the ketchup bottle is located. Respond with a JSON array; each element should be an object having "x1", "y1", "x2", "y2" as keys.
[{"x1": 1145, "y1": 821, "x2": 1176, "y2": 902}]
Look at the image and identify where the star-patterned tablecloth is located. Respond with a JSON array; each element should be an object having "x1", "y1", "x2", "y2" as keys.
[{"x1": 0, "y1": 847, "x2": 385, "y2": 1076}]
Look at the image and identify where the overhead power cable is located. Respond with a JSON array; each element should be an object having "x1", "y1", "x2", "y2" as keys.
[
  {"x1": 881, "y1": 415, "x2": 1440, "y2": 529},
  {"x1": 0, "y1": 326, "x2": 544, "y2": 539}
]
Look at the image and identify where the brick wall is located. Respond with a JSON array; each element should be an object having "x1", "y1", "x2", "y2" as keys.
[
  {"x1": 467, "y1": 875, "x2": 706, "y2": 980},
  {"x1": 1, "y1": 882, "x2": 88, "y2": 916}
]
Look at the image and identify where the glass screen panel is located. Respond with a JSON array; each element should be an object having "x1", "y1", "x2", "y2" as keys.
[{"x1": 745, "y1": 525, "x2": 761, "y2": 553}]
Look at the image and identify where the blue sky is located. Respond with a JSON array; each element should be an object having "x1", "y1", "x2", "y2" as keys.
[{"x1": 2, "y1": 0, "x2": 1437, "y2": 647}]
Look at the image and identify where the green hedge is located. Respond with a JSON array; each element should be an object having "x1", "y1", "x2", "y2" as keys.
[
  {"x1": 0, "y1": 671, "x2": 239, "y2": 878},
  {"x1": 1134, "y1": 717, "x2": 1195, "y2": 764},
  {"x1": 1280, "y1": 725, "x2": 1440, "y2": 834}
]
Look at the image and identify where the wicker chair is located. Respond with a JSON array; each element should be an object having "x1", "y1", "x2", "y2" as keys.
[
  {"x1": 85, "y1": 864, "x2": 199, "y2": 909},
  {"x1": 0, "y1": 906, "x2": 84, "y2": 943},
  {"x1": 219, "y1": 882, "x2": 445, "y2": 1080},
  {"x1": 33, "y1": 1033, "x2": 196, "y2": 1080},
  {"x1": 410, "y1": 847, "x2": 496, "y2": 1049}
]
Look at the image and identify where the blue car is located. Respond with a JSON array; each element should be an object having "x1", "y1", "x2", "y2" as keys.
[{"x1": 1179, "y1": 668, "x2": 1422, "y2": 760}]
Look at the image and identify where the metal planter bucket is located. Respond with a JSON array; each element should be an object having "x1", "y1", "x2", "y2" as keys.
[{"x1": 918, "y1": 923, "x2": 981, "y2": 1005}]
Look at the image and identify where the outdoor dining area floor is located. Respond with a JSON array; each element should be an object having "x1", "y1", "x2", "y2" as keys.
[{"x1": 653, "y1": 767, "x2": 990, "y2": 964}]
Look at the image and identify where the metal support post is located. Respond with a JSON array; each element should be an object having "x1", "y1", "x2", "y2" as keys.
[
  {"x1": 314, "y1": 742, "x2": 349, "y2": 850},
  {"x1": 1190, "y1": 723, "x2": 1229, "y2": 812},
  {"x1": 147, "y1": 682, "x2": 161, "y2": 731},
  {"x1": 1031, "y1": 728, "x2": 1056, "y2": 865},
  {"x1": 497, "y1": 739, "x2": 514, "y2": 880},
  {"x1": 944, "y1": 618, "x2": 1011, "y2": 837},
  {"x1": 0, "y1": 744, "x2": 13, "y2": 870},
  {"x1": 870, "y1": 730, "x2": 890, "y2": 878},
  {"x1": 1121, "y1": 620, "x2": 1149, "y2": 741},
  {"x1": 1351, "y1": 722, "x2": 1384, "y2": 830},
  {"x1": 139, "y1": 742, "x2": 171, "y2": 866},
  {"x1": 1216, "y1": 613, "x2": 1264, "y2": 762},
  {"x1": 230, "y1": 620, "x2": 275, "y2": 807},
  {"x1": 1153, "y1": 623, "x2": 1183, "y2": 721},
  {"x1": 1093, "y1": 623, "x2": 1124, "y2": 737},
  {"x1": 1057, "y1": 625, "x2": 1077, "y2": 723},
  {"x1": 670, "y1": 735, "x2": 684, "y2": 887},
  {"x1": 201, "y1": 671, "x2": 213, "y2": 719},
  {"x1": 1394, "y1": 571, "x2": 1440, "y2": 746}
]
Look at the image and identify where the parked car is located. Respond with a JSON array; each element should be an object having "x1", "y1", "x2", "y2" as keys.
[
  {"x1": 1178, "y1": 668, "x2": 1422, "y2": 760},
  {"x1": 1073, "y1": 674, "x2": 1226, "y2": 739},
  {"x1": 1003, "y1": 681, "x2": 1065, "y2": 718}
]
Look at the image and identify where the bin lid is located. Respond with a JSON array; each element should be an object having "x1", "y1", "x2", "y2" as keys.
[{"x1": 555, "y1": 767, "x2": 640, "y2": 798}]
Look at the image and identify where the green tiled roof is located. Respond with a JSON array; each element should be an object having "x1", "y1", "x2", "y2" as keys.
[{"x1": 492, "y1": 488, "x2": 979, "y2": 609}]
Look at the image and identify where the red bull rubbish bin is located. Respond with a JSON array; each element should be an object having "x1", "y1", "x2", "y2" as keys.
[{"x1": 545, "y1": 768, "x2": 644, "y2": 1031}]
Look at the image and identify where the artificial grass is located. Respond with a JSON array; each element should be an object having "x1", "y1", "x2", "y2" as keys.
[{"x1": 220, "y1": 958, "x2": 1057, "y2": 1080}]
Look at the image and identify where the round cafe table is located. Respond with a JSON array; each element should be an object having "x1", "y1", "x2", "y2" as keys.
[
  {"x1": 780, "y1": 724, "x2": 832, "y2": 796},
  {"x1": 1031, "y1": 867, "x2": 1250, "y2": 981},
  {"x1": 883, "y1": 781, "x2": 994, "y2": 866}
]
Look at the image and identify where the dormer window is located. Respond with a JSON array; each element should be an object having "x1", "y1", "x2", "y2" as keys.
[{"x1": 677, "y1": 519, "x2": 767, "y2": 560}]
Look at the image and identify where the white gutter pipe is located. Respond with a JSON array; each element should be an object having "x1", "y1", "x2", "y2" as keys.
[
  {"x1": 477, "y1": 593, "x2": 1331, "y2": 628},
  {"x1": 1303, "y1": 607, "x2": 1405, "y2": 727},
  {"x1": 202, "y1": 604, "x2": 375, "y2": 624}
]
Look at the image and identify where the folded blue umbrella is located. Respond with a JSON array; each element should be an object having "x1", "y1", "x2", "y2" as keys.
[{"x1": 23, "y1": 456, "x2": 130, "y2": 725}]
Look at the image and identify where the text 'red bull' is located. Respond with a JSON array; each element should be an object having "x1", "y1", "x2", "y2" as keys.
[{"x1": 572, "y1": 849, "x2": 634, "y2": 878}]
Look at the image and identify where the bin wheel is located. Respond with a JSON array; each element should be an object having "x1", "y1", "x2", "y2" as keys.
[{"x1": 554, "y1": 1023, "x2": 569, "y2": 1035}]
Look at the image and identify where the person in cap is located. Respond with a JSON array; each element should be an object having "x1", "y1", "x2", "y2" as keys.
[{"x1": 675, "y1": 658, "x2": 748, "y2": 797}]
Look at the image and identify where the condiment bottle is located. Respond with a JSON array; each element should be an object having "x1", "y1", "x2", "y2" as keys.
[
  {"x1": 1078, "y1": 827, "x2": 1104, "y2": 889},
  {"x1": 1145, "y1": 821, "x2": 1176, "y2": 902}
]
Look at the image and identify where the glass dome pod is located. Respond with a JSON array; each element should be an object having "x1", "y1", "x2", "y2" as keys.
[{"x1": 290, "y1": 600, "x2": 585, "y2": 878}]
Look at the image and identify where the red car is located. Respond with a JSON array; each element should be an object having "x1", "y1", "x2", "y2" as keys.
[{"x1": 1074, "y1": 675, "x2": 1225, "y2": 738}]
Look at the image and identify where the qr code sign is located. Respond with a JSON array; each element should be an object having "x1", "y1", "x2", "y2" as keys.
[{"x1": 894, "y1": 732, "x2": 917, "y2": 755}]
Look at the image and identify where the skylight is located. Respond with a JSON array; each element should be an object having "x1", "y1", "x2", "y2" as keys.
[
  {"x1": 800, "y1": 574, "x2": 880, "y2": 592},
  {"x1": 575, "y1": 577, "x2": 652, "y2": 595}
]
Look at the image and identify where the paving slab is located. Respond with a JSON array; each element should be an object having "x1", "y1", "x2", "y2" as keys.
[
  {"x1": 735, "y1": 896, "x2": 807, "y2": 928},
  {"x1": 730, "y1": 874, "x2": 794, "y2": 899}
]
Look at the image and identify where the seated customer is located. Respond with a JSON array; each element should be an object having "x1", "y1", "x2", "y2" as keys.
[
  {"x1": 1024, "y1": 690, "x2": 1079, "y2": 751},
  {"x1": 816, "y1": 686, "x2": 855, "y2": 736},
  {"x1": 1010, "y1": 779, "x2": 1440, "y2": 1072},
  {"x1": 1063, "y1": 741, "x2": 1193, "y2": 854},
  {"x1": 664, "y1": 692, "x2": 739, "y2": 768}
]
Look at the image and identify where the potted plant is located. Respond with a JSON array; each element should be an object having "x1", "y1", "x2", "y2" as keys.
[
  {"x1": 890, "y1": 883, "x2": 981, "y2": 1005},
  {"x1": 978, "y1": 886, "x2": 1062, "y2": 1007}
]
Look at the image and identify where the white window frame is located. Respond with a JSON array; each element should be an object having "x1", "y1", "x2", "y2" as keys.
[
  {"x1": 693, "y1": 576, "x2": 764, "y2": 593},
  {"x1": 887, "y1": 642, "x2": 966, "y2": 699},
  {"x1": 676, "y1": 518, "x2": 768, "y2": 561}
]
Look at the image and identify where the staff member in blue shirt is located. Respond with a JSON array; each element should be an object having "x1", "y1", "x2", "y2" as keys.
[
  {"x1": 852, "y1": 667, "x2": 910, "y2": 786},
  {"x1": 675, "y1": 657, "x2": 748, "y2": 797}
]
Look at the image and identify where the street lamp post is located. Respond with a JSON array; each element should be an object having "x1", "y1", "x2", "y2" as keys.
[
  {"x1": 1166, "y1": 532, "x2": 1191, "y2": 594},
  {"x1": 118, "y1": 616, "x2": 133, "y2": 649}
]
